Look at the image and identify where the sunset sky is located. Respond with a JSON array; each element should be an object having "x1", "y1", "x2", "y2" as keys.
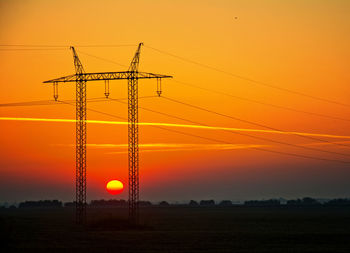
[{"x1": 1, "y1": 0, "x2": 350, "y2": 203}]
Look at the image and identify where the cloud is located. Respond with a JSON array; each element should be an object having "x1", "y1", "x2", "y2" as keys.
[
  {"x1": 52, "y1": 143, "x2": 269, "y2": 153},
  {"x1": 104, "y1": 143, "x2": 269, "y2": 154},
  {"x1": 1, "y1": 116, "x2": 349, "y2": 140}
]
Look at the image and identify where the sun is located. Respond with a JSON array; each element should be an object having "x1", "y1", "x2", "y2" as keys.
[{"x1": 106, "y1": 180, "x2": 124, "y2": 195}]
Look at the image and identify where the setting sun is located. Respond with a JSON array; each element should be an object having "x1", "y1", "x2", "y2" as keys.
[{"x1": 106, "y1": 180, "x2": 124, "y2": 195}]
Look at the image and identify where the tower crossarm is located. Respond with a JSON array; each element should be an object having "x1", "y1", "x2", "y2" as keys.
[{"x1": 43, "y1": 71, "x2": 172, "y2": 83}]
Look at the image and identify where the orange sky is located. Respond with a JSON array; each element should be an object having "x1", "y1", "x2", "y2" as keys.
[{"x1": 0, "y1": 0, "x2": 350, "y2": 202}]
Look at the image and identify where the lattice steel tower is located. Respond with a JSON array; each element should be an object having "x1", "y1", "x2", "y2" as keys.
[
  {"x1": 128, "y1": 43, "x2": 142, "y2": 223},
  {"x1": 44, "y1": 43, "x2": 172, "y2": 225},
  {"x1": 71, "y1": 47, "x2": 87, "y2": 224}
]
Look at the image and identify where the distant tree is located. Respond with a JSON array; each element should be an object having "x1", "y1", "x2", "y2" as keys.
[
  {"x1": 189, "y1": 200, "x2": 199, "y2": 206},
  {"x1": 244, "y1": 199, "x2": 280, "y2": 206},
  {"x1": 64, "y1": 202, "x2": 75, "y2": 207},
  {"x1": 278, "y1": 198, "x2": 288, "y2": 205},
  {"x1": 200, "y1": 200, "x2": 215, "y2": 206},
  {"x1": 302, "y1": 197, "x2": 319, "y2": 205},
  {"x1": 139, "y1": 201, "x2": 152, "y2": 207},
  {"x1": 159, "y1": 201, "x2": 170, "y2": 206},
  {"x1": 90, "y1": 199, "x2": 127, "y2": 207},
  {"x1": 325, "y1": 198, "x2": 350, "y2": 206},
  {"x1": 19, "y1": 200, "x2": 62, "y2": 208},
  {"x1": 286, "y1": 199, "x2": 302, "y2": 206},
  {"x1": 219, "y1": 200, "x2": 232, "y2": 206},
  {"x1": 287, "y1": 198, "x2": 319, "y2": 206}
]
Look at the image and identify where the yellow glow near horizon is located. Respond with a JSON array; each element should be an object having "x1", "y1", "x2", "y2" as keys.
[
  {"x1": 105, "y1": 143, "x2": 269, "y2": 154},
  {"x1": 1, "y1": 116, "x2": 350, "y2": 140},
  {"x1": 52, "y1": 143, "x2": 270, "y2": 153},
  {"x1": 85, "y1": 143, "x2": 266, "y2": 148}
]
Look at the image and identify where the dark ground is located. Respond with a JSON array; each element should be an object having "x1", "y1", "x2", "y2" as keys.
[{"x1": 1, "y1": 206, "x2": 350, "y2": 252}]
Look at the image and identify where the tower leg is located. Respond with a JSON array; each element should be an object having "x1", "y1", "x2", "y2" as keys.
[
  {"x1": 128, "y1": 76, "x2": 139, "y2": 224},
  {"x1": 76, "y1": 79, "x2": 87, "y2": 224}
]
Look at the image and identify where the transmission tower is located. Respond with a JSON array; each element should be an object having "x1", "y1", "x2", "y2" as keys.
[
  {"x1": 72, "y1": 47, "x2": 87, "y2": 224},
  {"x1": 44, "y1": 43, "x2": 172, "y2": 224},
  {"x1": 128, "y1": 43, "x2": 141, "y2": 223}
]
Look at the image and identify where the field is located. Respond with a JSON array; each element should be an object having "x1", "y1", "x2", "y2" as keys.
[{"x1": 1, "y1": 206, "x2": 350, "y2": 252}]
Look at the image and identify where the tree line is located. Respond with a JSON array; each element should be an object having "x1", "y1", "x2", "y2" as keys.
[{"x1": 1, "y1": 197, "x2": 349, "y2": 209}]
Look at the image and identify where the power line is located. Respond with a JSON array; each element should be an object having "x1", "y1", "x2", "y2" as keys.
[
  {"x1": 77, "y1": 50, "x2": 128, "y2": 68},
  {"x1": 59, "y1": 99, "x2": 231, "y2": 145},
  {"x1": 0, "y1": 44, "x2": 136, "y2": 53},
  {"x1": 173, "y1": 79, "x2": 350, "y2": 123},
  {"x1": 0, "y1": 100, "x2": 55, "y2": 107},
  {"x1": 110, "y1": 97, "x2": 203, "y2": 126},
  {"x1": 61, "y1": 50, "x2": 350, "y2": 124},
  {"x1": 0, "y1": 45, "x2": 68, "y2": 48},
  {"x1": 58, "y1": 100, "x2": 126, "y2": 121},
  {"x1": 251, "y1": 146, "x2": 349, "y2": 164},
  {"x1": 0, "y1": 97, "x2": 107, "y2": 107},
  {"x1": 61, "y1": 49, "x2": 350, "y2": 151},
  {"x1": 67, "y1": 98, "x2": 350, "y2": 164},
  {"x1": 66, "y1": 50, "x2": 350, "y2": 128},
  {"x1": 0, "y1": 96, "x2": 157, "y2": 108},
  {"x1": 4, "y1": 45, "x2": 348, "y2": 118},
  {"x1": 6, "y1": 95, "x2": 349, "y2": 158},
  {"x1": 5, "y1": 48, "x2": 345, "y2": 163},
  {"x1": 107, "y1": 97, "x2": 350, "y2": 141},
  {"x1": 0, "y1": 48, "x2": 67, "y2": 51},
  {"x1": 144, "y1": 45, "x2": 350, "y2": 108},
  {"x1": 0, "y1": 44, "x2": 136, "y2": 48},
  {"x1": 3, "y1": 48, "x2": 349, "y2": 155},
  {"x1": 108, "y1": 96, "x2": 350, "y2": 158},
  {"x1": 160, "y1": 96, "x2": 350, "y2": 150}
]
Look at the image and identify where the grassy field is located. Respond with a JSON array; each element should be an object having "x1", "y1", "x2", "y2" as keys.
[{"x1": 1, "y1": 206, "x2": 350, "y2": 252}]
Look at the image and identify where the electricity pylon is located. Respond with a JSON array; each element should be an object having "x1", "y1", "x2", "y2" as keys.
[
  {"x1": 128, "y1": 43, "x2": 142, "y2": 224},
  {"x1": 72, "y1": 46, "x2": 87, "y2": 225},
  {"x1": 44, "y1": 43, "x2": 172, "y2": 224}
]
